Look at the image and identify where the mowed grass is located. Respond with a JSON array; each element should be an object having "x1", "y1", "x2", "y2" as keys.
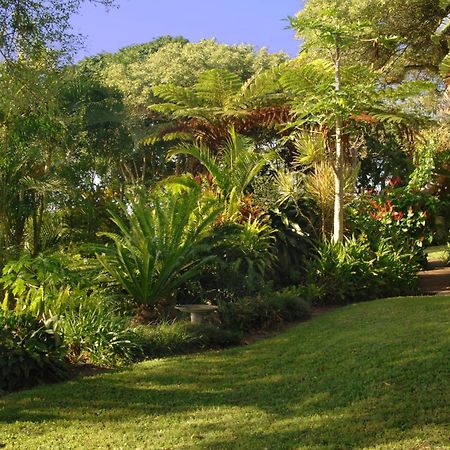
[
  {"x1": 1, "y1": 296, "x2": 450, "y2": 450},
  {"x1": 426, "y1": 245, "x2": 449, "y2": 264}
]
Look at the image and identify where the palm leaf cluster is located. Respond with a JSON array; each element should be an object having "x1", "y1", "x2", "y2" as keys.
[
  {"x1": 304, "y1": 162, "x2": 358, "y2": 237},
  {"x1": 168, "y1": 128, "x2": 273, "y2": 218}
]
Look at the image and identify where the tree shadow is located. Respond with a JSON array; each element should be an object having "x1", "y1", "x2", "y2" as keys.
[{"x1": 1, "y1": 298, "x2": 450, "y2": 448}]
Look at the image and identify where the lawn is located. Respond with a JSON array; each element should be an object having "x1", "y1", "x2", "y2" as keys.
[
  {"x1": 1, "y1": 296, "x2": 450, "y2": 450},
  {"x1": 426, "y1": 245, "x2": 449, "y2": 264}
]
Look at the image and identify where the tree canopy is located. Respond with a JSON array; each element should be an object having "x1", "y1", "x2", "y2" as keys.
[
  {"x1": 0, "y1": 0, "x2": 115, "y2": 62},
  {"x1": 93, "y1": 38, "x2": 288, "y2": 113},
  {"x1": 298, "y1": 0, "x2": 450, "y2": 82}
]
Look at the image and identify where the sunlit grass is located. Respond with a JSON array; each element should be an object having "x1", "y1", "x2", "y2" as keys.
[
  {"x1": 1, "y1": 296, "x2": 450, "y2": 449},
  {"x1": 426, "y1": 245, "x2": 449, "y2": 264}
]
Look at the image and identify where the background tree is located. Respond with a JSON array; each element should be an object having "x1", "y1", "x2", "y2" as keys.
[
  {"x1": 298, "y1": 0, "x2": 450, "y2": 82},
  {"x1": 0, "y1": 0, "x2": 115, "y2": 62},
  {"x1": 99, "y1": 38, "x2": 287, "y2": 114}
]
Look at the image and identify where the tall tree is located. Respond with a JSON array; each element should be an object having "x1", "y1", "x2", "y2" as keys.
[
  {"x1": 0, "y1": 0, "x2": 115, "y2": 62},
  {"x1": 288, "y1": 7, "x2": 432, "y2": 242},
  {"x1": 299, "y1": 0, "x2": 450, "y2": 82},
  {"x1": 289, "y1": 8, "x2": 379, "y2": 242}
]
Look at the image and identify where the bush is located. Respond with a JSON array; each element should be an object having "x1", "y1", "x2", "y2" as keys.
[
  {"x1": 0, "y1": 311, "x2": 68, "y2": 393},
  {"x1": 62, "y1": 306, "x2": 142, "y2": 367},
  {"x1": 349, "y1": 186, "x2": 437, "y2": 268},
  {"x1": 306, "y1": 237, "x2": 374, "y2": 305},
  {"x1": 306, "y1": 236, "x2": 419, "y2": 306},
  {"x1": 135, "y1": 321, "x2": 242, "y2": 358},
  {"x1": 267, "y1": 287, "x2": 312, "y2": 322},
  {"x1": 251, "y1": 172, "x2": 320, "y2": 287},
  {"x1": 374, "y1": 239, "x2": 419, "y2": 297},
  {"x1": 0, "y1": 256, "x2": 140, "y2": 369},
  {"x1": 192, "y1": 218, "x2": 276, "y2": 301},
  {"x1": 217, "y1": 289, "x2": 311, "y2": 333},
  {"x1": 218, "y1": 296, "x2": 281, "y2": 332},
  {"x1": 0, "y1": 250, "x2": 114, "y2": 319}
]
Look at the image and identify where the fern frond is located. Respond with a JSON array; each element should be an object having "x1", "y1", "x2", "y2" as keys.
[
  {"x1": 195, "y1": 69, "x2": 242, "y2": 107},
  {"x1": 152, "y1": 84, "x2": 201, "y2": 107}
]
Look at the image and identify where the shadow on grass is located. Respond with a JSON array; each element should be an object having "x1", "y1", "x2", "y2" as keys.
[{"x1": 1, "y1": 296, "x2": 450, "y2": 449}]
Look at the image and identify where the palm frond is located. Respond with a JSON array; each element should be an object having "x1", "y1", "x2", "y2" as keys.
[{"x1": 440, "y1": 53, "x2": 450, "y2": 82}]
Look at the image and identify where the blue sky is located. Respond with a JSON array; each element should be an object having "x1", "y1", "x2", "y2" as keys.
[{"x1": 71, "y1": 0, "x2": 304, "y2": 59}]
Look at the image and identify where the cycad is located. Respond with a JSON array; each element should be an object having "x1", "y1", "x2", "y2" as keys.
[{"x1": 97, "y1": 182, "x2": 222, "y2": 313}]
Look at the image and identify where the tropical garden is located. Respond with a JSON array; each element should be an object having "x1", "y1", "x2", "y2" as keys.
[{"x1": 1, "y1": 0, "x2": 450, "y2": 448}]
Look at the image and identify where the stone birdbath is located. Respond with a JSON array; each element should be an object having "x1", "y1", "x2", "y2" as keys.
[{"x1": 175, "y1": 304, "x2": 218, "y2": 324}]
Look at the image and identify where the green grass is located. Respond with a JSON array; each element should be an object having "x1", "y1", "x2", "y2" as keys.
[
  {"x1": 1, "y1": 296, "x2": 450, "y2": 449},
  {"x1": 426, "y1": 245, "x2": 449, "y2": 264}
]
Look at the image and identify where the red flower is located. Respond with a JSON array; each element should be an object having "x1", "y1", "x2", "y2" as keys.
[{"x1": 392, "y1": 211, "x2": 404, "y2": 221}]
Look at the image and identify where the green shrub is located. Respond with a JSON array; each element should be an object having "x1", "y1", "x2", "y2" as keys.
[
  {"x1": 373, "y1": 239, "x2": 419, "y2": 297},
  {"x1": 210, "y1": 219, "x2": 276, "y2": 296},
  {"x1": 0, "y1": 252, "x2": 77, "y2": 316},
  {"x1": 0, "y1": 251, "x2": 112, "y2": 319},
  {"x1": 188, "y1": 218, "x2": 276, "y2": 302},
  {"x1": 251, "y1": 172, "x2": 320, "y2": 287},
  {"x1": 135, "y1": 321, "x2": 242, "y2": 358},
  {"x1": 306, "y1": 236, "x2": 419, "y2": 306},
  {"x1": 0, "y1": 311, "x2": 68, "y2": 393},
  {"x1": 217, "y1": 289, "x2": 311, "y2": 333},
  {"x1": 306, "y1": 237, "x2": 374, "y2": 305},
  {"x1": 62, "y1": 306, "x2": 141, "y2": 367},
  {"x1": 218, "y1": 296, "x2": 280, "y2": 332},
  {"x1": 267, "y1": 287, "x2": 312, "y2": 322}
]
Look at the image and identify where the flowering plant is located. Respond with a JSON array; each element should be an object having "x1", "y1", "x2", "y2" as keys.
[{"x1": 349, "y1": 184, "x2": 437, "y2": 265}]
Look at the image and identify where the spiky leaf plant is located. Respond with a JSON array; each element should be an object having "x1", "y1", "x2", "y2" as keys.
[
  {"x1": 97, "y1": 181, "x2": 222, "y2": 313},
  {"x1": 168, "y1": 128, "x2": 274, "y2": 218}
]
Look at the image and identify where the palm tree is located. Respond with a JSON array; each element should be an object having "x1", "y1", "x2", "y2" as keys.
[{"x1": 167, "y1": 128, "x2": 274, "y2": 219}]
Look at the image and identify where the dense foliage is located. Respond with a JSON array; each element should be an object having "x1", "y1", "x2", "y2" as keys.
[
  {"x1": 0, "y1": 311, "x2": 67, "y2": 393},
  {"x1": 1, "y1": 0, "x2": 449, "y2": 392},
  {"x1": 306, "y1": 236, "x2": 419, "y2": 305}
]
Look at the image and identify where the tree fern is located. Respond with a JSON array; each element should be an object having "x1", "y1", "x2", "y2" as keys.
[
  {"x1": 195, "y1": 69, "x2": 242, "y2": 107},
  {"x1": 146, "y1": 66, "x2": 290, "y2": 146}
]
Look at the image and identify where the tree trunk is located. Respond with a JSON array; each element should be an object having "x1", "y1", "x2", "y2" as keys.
[{"x1": 333, "y1": 42, "x2": 344, "y2": 243}]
